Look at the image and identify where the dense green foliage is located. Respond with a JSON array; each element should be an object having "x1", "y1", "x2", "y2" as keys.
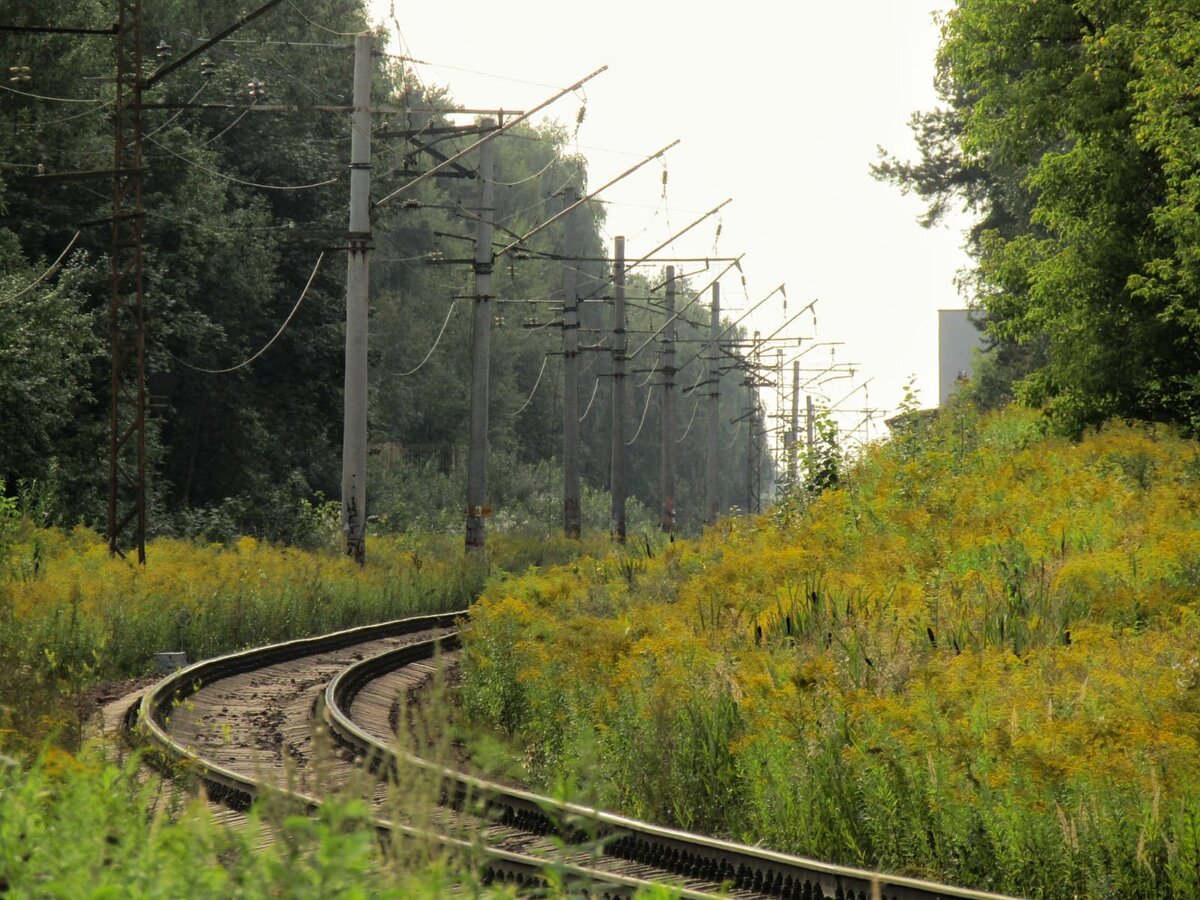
[
  {"x1": 0, "y1": 744, "x2": 685, "y2": 898},
  {"x1": 877, "y1": 0, "x2": 1200, "y2": 435},
  {"x1": 0, "y1": 747, "x2": 418, "y2": 897},
  {"x1": 0, "y1": 0, "x2": 759, "y2": 540}
]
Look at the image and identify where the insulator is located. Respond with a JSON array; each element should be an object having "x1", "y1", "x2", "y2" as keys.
[
  {"x1": 199, "y1": 58, "x2": 217, "y2": 77},
  {"x1": 155, "y1": 40, "x2": 172, "y2": 60}
]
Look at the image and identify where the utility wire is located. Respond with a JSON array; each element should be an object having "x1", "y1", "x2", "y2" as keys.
[
  {"x1": 727, "y1": 421, "x2": 743, "y2": 449},
  {"x1": 579, "y1": 376, "x2": 601, "y2": 422},
  {"x1": 512, "y1": 355, "x2": 551, "y2": 415},
  {"x1": 384, "y1": 1, "x2": 430, "y2": 100},
  {"x1": 495, "y1": 172, "x2": 578, "y2": 225},
  {"x1": 145, "y1": 133, "x2": 338, "y2": 190},
  {"x1": 676, "y1": 396, "x2": 700, "y2": 443},
  {"x1": 375, "y1": 252, "x2": 440, "y2": 263},
  {"x1": 193, "y1": 106, "x2": 253, "y2": 148},
  {"x1": 496, "y1": 139, "x2": 679, "y2": 257},
  {"x1": 0, "y1": 83, "x2": 103, "y2": 104},
  {"x1": 8, "y1": 100, "x2": 111, "y2": 128},
  {"x1": 143, "y1": 207, "x2": 318, "y2": 235},
  {"x1": 390, "y1": 300, "x2": 458, "y2": 376},
  {"x1": 637, "y1": 357, "x2": 660, "y2": 387},
  {"x1": 374, "y1": 66, "x2": 607, "y2": 208},
  {"x1": 386, "y1": 53, "x2": 562, "y2": 90},
  {"x1": 142, "y1": 106, "x2": 251, "y2": 161},
  {"x1": 485, "y1": 156, "x2": 557, "y2": 187},
  {"x1": 1, "y1": 231, "x2": 81, "y2": 302},
  {"x1": 285, "y1": 0, "x2": 365, "y2": 36},
  {"x1": 143, "y1": 80, "x2": 209, "y2": 141},
  {"x1": 626, "y1": 378, "x2": 655, "y2": 446},
  {"x1": 170, "y1": 251, "x2": 324, "y2": 374}
]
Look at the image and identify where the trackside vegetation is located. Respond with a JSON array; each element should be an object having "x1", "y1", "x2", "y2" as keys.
[
  {"x1": 0, "y1": 745, "x2": 451, "y2": 898},
  {"x1": 0, "y1": 744, "x2": 679, "y2": 898},
  {"x1": 460, "y1": 404, "x2": 1200, "y2": 898},
  {"x1": 0, "y1": 519, "x2": 607, "y2": 754},
  {"x1": 0, "y1": 525, "x2": 684, "y2": 897}
]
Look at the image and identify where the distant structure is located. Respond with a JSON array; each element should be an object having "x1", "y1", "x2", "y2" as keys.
[{"x1": 938, "y1": 309, "x2": 987, "y2": 406}]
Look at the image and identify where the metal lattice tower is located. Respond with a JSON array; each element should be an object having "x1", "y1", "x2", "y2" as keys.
[{"x1": 107, "y1": 0, "x2": 147, "y2": 562}]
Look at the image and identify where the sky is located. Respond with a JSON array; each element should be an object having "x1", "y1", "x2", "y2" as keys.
[{"x1": 366, "y1": 0, "x2": 971, "y2": 446}]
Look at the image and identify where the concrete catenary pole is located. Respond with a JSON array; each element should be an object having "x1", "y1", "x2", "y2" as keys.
[
  {"x1": 560, "y1": 187, "x2": 581, "y2": 538},
  {"x1": 341, "y1": 32, "x2": 371, "y2": 564},
  {"x1": 705, "y1": 281, "x2": 721, "y2": 525},
  {"x1": 660, "y1": 266, "x2": 676, "y2": 534},
  {"x1": 746, "y1": 389, "x2": 755, "y2": 515},
  {"x1": 610, "y1": 236, "x2": 627, "y2": 543},
  {"x1": 806, "y1": 394, "x2": 816, "y2": 451},
  {"x1": 788, "y1": 359, "x2": 800, "y2": 484},
  {"x1": 465, "y1": 118, "x2": 496, "y2": 552}
]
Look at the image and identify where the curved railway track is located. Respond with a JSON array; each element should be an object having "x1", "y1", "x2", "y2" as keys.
[{"x1": 127, "y1": 613, "x2": 1021, "y2": 900}]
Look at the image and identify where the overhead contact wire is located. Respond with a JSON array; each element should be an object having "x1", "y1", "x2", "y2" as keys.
[
  {"x1": 146, "y1": 134, "x2": 338, "y2": 190},
  {"x1": 1, "y1": 231, "x2": 81, "y2": 302},
  {"x1": 0, "y1": 83, "x2": 104, "y2": 104},
  {"x1": 676, "y1": 397, "x2": 700, "y2": 443},
  {"x1": 285, "y1": 0, "x2": 365, "y2": 35},
  {"x1": 391, "y1": 301, "x2": 458, "y2": 376},
  {"x1": 626, "y1": 378, "x2": 654, "y2": 446},
  {"x1": 579, "y1": 376, "x2": 601, "y2": 422},
  {"x1": 170, "y1": 251, "x2": 325, "y2": 374},
  {"x1": 512, "y1": 355, "x2": 551, "y2": 415}
]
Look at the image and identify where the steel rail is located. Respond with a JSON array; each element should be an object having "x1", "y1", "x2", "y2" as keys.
[
  {"x1": 126, "y1": 612, "x2": 716, "y2": 899},
  {"x1": 324, "y1": 637, "x2": 1026, "y2": 900}
]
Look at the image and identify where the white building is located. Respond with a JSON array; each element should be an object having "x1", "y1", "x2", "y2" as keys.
[{"x1": 938, "y1": 309, "x2": 988, "y2": 406}]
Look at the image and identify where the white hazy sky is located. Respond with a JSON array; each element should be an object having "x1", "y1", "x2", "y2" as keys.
[{"x1": 367, "y1": 0, "x2": 971, "y2": 442}]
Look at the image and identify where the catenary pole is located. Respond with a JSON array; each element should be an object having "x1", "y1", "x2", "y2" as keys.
[
  {"x1": 108, "y1": 0, "x2": 147, "y2": 563},
  {"x1": 789, "y1": 359, "x2": 800, "y2": 484},
  {"x1": 806, "y1": 394, "x2": 816, "y2": 451},
  {"x1": 465, "y1": 119, "x2": 496, "y2": 552},
  {"x1": 660, "y1": 266, "x2": 676, "y2": 534},
  {"x1": 560, "y1": 187, "x2": 581, "y2": 538},
  {"x1": 341, "y1": 33, "x2": 371, "y2": 564},
  {"x1": 705, "y1": 281, "x2": 721, "y2": 526},
  {"x1": 610, "y1": 236, "x2": 627, "y2": 543}
]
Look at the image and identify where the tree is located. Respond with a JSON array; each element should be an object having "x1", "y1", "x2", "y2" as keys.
[
  {"x1": 0, "y1": 229, "x2": 101, "y2": 494},
  {"x1": 878, "y1": 0, "x2": 1200, "y2": 434}
]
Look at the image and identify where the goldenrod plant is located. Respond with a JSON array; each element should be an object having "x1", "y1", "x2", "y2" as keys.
[{"x1": 460, "y1": 402, "x2": 1200, "y2": 897}]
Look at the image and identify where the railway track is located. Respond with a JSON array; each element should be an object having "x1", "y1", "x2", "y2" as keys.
[{"x1": 128, "y1": 612, "x2": 1021, "y2": 900}]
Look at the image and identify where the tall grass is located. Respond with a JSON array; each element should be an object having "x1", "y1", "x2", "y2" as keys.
[
  {"x1": 0, "y1": 522, "x2": 611, "y2": 754},
  {"x1": 0, "y1": 743, "x2": 675, "y2": 897},
  {"x1": 0, "y1": 659, "x2": 682, "y2": 897},
  {"x1": 458, "y1": 405, "x2": 1200, "y2": 897}
]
